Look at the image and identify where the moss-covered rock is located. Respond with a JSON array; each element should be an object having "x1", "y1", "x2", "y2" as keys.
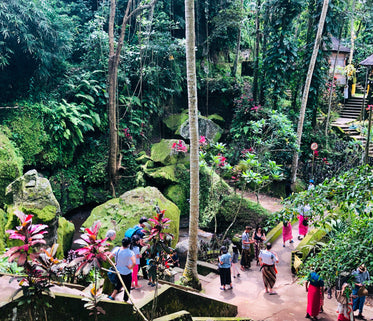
[
  {"x1": 83, "y1": 186, "x2": 180, "y2": 247},
  {"x1": 217, "y1": 194, "x2": 270, "y2": 236},
  {"x1": 150, "y1": 139, "x2": 188, "y2": 166},
  {"x1": 57, "y1": 217, "x2": 75, "y2": 258},
  {"x1": 5, "y1": 170, "x2": 61, "y2": 247},
  {"x1": 136, "y1": 152, "x2": 152, "y2": 165},
  {"x1": 164, "y1": 184, "x2": 188, "y2": 216},
  {"x1": 163, "y1": 112, "x2": 189, "y2": 132},
  {"x1": 145, "y1": 164, "x2": 187, "y2": 186},
  {"x1": 178, "y1": 116, "x2": 223, "y2": 143},
  {"x1": 0, "y1": 130, "x2": 23, "y2": 207},
  {"x1": 0, "y1": 208, "x2": 7, "y2": 251}
]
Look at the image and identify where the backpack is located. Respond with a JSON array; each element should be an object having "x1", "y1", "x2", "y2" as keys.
[{"x1": 125, "y1": 225, "x2": 141, "y2": 238}]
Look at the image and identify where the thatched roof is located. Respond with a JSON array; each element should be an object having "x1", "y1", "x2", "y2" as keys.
[{"x1": 360, "y1": 54, "x2": 373, "y2": 66}]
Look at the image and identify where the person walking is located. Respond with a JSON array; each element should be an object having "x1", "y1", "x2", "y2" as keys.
[
  {"x1": 258, "y1": 242, "x2": 278, "y2": 295},
  {"x1": 131, "y1": 235, "x2": 142, "y2": 289},
  {"x1": 298, "y1": 204, "x2": 310, "y2": 240},
  {"x1": 125, "y1": 217, "x2": 149, "y2": 280},
  {"x1": 231, "y1": 245, "x2": 240, "y2": 278},
  {"x1": 108, "y1": 237, "x2": 136, "y2": 302},
  {"x1": 282, "y1": 221, "x2": 294, "y2": 247},
  {"x1": 305, "y1": 268, "x2": 324, "y2": 321},
  {"x1": 218, "y1": 246, "x2": 232, "y2": 290},
  {"x1": 240, "y1": 226, "x2": 254, "y2": 271},
  {"x1": 308, "y1": 179, "x2": 315, "y2": 191},
  {"x1": 253, "y1": 226, "x2": 266, "y2": 265},
  {"x1": 352, "y1": 264, "x2": 370, "y2": 320}
]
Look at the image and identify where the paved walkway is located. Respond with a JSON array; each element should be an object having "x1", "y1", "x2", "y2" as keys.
[{"x1": 1, "y1": 221, "x2": 372, "y2": 320}]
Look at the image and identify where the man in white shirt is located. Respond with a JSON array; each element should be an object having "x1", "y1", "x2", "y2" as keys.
[{"x1": 258, "y1": 242, "x2": 279, "y2": 295}]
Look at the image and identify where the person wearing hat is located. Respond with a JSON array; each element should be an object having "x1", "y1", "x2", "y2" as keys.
[
  {"x1": 218, "y1": 245, "x2": 232, "y2": 290},
  {"x1": 352, "y1": 264, "x2": 370, "y2": 319},
  {"x1": 308, "y1": 179, "x2": 315, "y2": 191}
]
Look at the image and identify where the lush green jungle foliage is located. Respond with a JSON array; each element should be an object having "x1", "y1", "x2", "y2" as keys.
[
  {"x1": 271, "y1": 165, "x2": 373, "y2": 286},
  {"x1": 0, "y1": 0, "x2": 372, "y2": 246}
]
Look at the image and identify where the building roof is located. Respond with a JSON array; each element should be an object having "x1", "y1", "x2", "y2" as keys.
[
  {"x1": 360, "y1": 54, "x2": 373, "y2": 66},
  {"x1": 329, "y1": 36, "x2": 351, "y2": 53}
]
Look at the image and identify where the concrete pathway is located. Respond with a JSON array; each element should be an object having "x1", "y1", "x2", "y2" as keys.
[
  {"x1": 198, "y1": 221, "x2": 373, "y2": 320},
  {"x1": 1, "y1": 221, "x2": 373, "y2": 320}
]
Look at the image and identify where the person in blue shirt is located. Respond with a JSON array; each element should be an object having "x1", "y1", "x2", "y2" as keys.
[
  {"x1": 108, "y1": 237, "x2": 136, "y2": 302},
  {"x1": 218, "y1": 246, "x2": 232, "y2": 290},
  {"x1": 352, "y1": 264, "x2": 370, "y2": 320}
]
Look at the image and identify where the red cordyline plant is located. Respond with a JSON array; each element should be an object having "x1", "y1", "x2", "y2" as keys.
[
  {"x1": 2, "y1": 210, "x2": 58, "y2": 321},
  {"x1": 4, "y1": 210, "x2": 48, "y2": 266},
  {"x1": 68, "y1": 221, "x2": 111, "y2": 319},
  {"x1": 142, "y1": 205, "x2": 174, "y2": 292},
  {"x1": 69, "y1": 221, "x2": 110, "y2": 275}
]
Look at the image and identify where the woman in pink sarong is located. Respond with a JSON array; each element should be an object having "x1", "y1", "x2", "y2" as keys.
[
  {"x1": 282, "y1": 221, "x2": 293, "y2": 247},
  {"x1": 298, "y1": 204, "x2": 310, "y2": 240}
]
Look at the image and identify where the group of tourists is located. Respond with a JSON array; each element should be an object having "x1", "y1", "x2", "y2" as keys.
[
  {"x1": 218, "y1": 225, "x2": 279, "y2": 294},
  {"x1": 218, "y1": 219, "x2": 370, "y2": 321},
  {"x1": 305, "y1": 264, "x2": 370, "y2": 321},
  {"x1": 105, "y1": 217, "x2": 179, "y2": 302}
]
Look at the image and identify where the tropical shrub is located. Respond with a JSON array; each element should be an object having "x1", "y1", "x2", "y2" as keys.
[{"x1": 2, "y1": 211, "x2": 60, "y2": 321}]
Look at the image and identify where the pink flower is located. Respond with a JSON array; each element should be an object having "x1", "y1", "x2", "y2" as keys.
[
  {"x1": 199, "y1": 136, "x2": 207, "y2": 146},
  {"x1": 366, "y1": 105, "x2": 373, "y2": 111},
  {"x1": 314, "y1": 150, "x2": 319, "y2": 157}
]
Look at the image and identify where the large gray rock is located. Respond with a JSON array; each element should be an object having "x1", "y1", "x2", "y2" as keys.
[
  {"x1": 178, "y1": 116, "x2": 223, "y2": 143},
  {"x1": 5, "y1": 169, "x2": 61, "y2": 246}
]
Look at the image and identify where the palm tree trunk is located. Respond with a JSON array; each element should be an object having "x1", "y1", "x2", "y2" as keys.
[
  {"x1": 182, "y1": 0, "x2": 201, "y2": 291},
  {"x1": 290, "y1": 0, "x2": 330, "y2": 184}
]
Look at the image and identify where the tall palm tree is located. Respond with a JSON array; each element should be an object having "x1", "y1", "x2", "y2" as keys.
[
  {"x1": 181, "y1": 0, "x2": 201, "y2": 290},
  {"x1": 290, "y1": 0, "x2": 330, "y2": 185}
]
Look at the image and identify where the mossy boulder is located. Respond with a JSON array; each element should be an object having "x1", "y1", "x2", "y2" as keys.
[
  {"x1": 0, "y1": 130, "x2": 23, "y2": 207},
  {"x1": 151, "y1": 139, "x2": 189, "y2": 166},
  {"x1": 178, "y1": 116, "x2": 223, "y2": 143},
  {"x1": 57, "y1": 217, "x2": 75, "y2": 258},
  {"x1": 5, "y1": 170, "x2": 61, "y2": 247},
  {"x1": 217, "y1": 194, "x2": 270, "y2": 235},
  {"x1": 0, "y1": 208, "x2": 7, "y2": 251},
  {"x1": 164, "y1": 184, "x2": 188, "y2": 216},
  {"x1": 83, "y1": 186, "x2": 180, "y2": 247},
  {"x1": 144, "y1": 164, "x2": 187, "y2": 187},
  {"x1": 163, "y1": 111, "x2": 189, "y2": 132}
]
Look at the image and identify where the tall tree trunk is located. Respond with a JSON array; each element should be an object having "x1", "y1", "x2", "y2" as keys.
[
  {"x1": 253, "y1": 0, "x2": 260, "y2": 103},
  {"x1": 182, "y1": 0, "x2": 201, "y2": 291},
  {"x1": 290, "y1": 0, "x2": 330, "y2": 184},
  {"x1": 232, "y1": 0, "x2": 243, "y2": 77},
  {"x1": 107, "y1": 0, "x2": 156, "y2": 196}
]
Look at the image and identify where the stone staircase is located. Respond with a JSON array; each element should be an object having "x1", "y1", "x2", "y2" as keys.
[
  {"x1": 331, "y1": 95, "x2": 373, "y2": 158},
  {"x1": 339, "y1": 96, "x2": 366, "y2": 119}
]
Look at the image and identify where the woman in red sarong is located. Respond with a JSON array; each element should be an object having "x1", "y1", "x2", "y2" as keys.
[
  {"x1": 282, "y1": 221, "x2": 293, "y2": 247},
  {"x1": 305, "y1": 269, "x2": 324, "y2": 321},
  {"x1": 298, "y1": 204, "x2": 310, "y2": 240}
]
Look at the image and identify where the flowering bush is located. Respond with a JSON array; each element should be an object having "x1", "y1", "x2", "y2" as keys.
[
  {"x1": 2, "y1": 210, "x2": 59, "y2": 320},
  {"x1": 171, "y1": 140, "x2": 188, "y2": 154}
]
